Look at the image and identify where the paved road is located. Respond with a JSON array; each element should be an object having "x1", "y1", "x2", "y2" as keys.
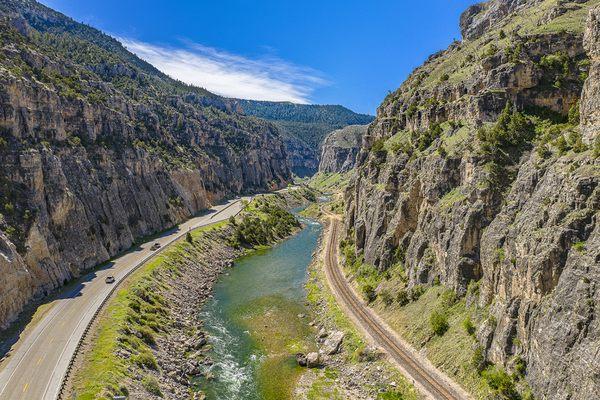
[
  {"x1": 323, "y1": 215, "x2": 471, "y2": 400},
  {"x1": 0, "y1": 198, "x2": 247, "y2": 400}
]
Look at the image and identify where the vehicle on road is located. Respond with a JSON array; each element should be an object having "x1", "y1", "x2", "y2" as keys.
[
  {"x1": 150, "y1": 242, "x2": 161, "y2": 251},
  {"x1": 105, "y1": 276, "x2": 115, "y2": 284}
]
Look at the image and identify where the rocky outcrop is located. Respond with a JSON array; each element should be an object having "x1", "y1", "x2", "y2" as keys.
[
  {"x1": 319, "y1": 125, "x2": 368, "y2": 174},
  {"x1": 581, "y1": 5, "x2": 600, "y2": 144},
  {"x1": 0, "y1": 2, "x2": 290, "y2": 330},
  {"x1": 0, "y1": 232, "x2": 33, "y2": 330},
  {"x1": 345, "y1": 1, "x2": 599, "y2": 399},
  {"x1": 460, "y1": 0, "x2": 543, "y2": 40},
  {"x1": 282, "y1": 135, "x2": 320, "y2": 177},
  {"x1": 234, "y1": 100, "x2": 374, "y2": 176}
]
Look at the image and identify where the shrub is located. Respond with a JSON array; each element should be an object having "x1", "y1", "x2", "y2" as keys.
[
  {"x1": 377, "y1": 391, "x2": 406, "y2": 400},
  {"x1": 396, "y1": 289, "x2": 410, "y2": 306},
  {"x1": 437, "y1": 144, "x2": 447, "y2": 157},
  {"x1": 405, "y1": 103, "x2": 418, "y2": 118},
  {"x1": 536, "y1": 143, "x2": 551, "y2": 159},
  {"x1": 513, "y1": 356, "x2": 526, "y2": 378},
  {"x1": 572, "y1": 241, "x2": 586, "y2": 253},
  {"x1": 483, "y1": 43, "x2": 498, "y2": 58},
  {"x1": 568, "y1": 131, "x2": 587, "y2": 153},
  {"x1": 370, "y1": 138, "x2": 387, "y2": 156},
  {"x1": 410, "y1": 285, "x2": 426, "y2": 301},
  {"x1": 415, "y1": 123, "x2": 443, "y2": 151},
  {"x1": 186, "y1": 231, "x2": 193, "y2": 243},
  {"x1": 466, "y1": 280, "x2": 480, "y2": 297},
  {"x1": 568, "y1": 102, "x2": 580, "y2": 125},
  {"x1": 134, "y1": 350, "x2": 158, "y2": 370},
  {"x1": 362, "y1": 284, "x2": 377, "y2": 303},
  {"x1": 440, "y1": 289, "x2": 457, "y2": 307},
  {"x1": 4, "y1": 202, "x2": 14, "y2": 214},
  {"x1": 142, "y1": 375, "x2": 163, "y2": 397},
  {"x1": 554, "y1": 135, "x2": 569, "y2": 155},
  {"x1": 478, "y1": 102, "x2": 535, "y2": 156},
  {"x1": 463, "y1": 316, "x2": 476, "y2": 336},
  {"x1": 471, "y1": 346, "x2": 486, "y2": 372},
  {"x1": 354, "y1": 344, "x2": 379, "y2": 362},
  {"x1": 68, "y1": 136, "x2": 81, "y2": 146},
  {"x1": 482, "y1": 366, "x2": 518, "y2": 399},
  {"x1": 430, "y1": 310, "x2": 449, "y2": 336},
  {"x1": 0, "y1": 137, "x2": 7, "y2": 149},
  {"x1": 439, "y1": 73, "x2": 450, "y2": 82},
  {"x1": 379, "y1": 289, "x2": 394, "y2": 306}
]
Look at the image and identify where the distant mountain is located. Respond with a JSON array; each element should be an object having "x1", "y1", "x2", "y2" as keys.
[{"x1": 233, "y1": 100, "x2": 374, "y2": 176}]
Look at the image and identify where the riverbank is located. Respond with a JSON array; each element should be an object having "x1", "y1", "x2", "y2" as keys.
[
  {"x1": 295, "y1": 214, "x2": 421, "y2": 400},
  {"x1": 66, "y1": 189, "x2": 315, "y2": 399},
  {"x1": 198, "y1": 213, "x2": 322, "y2": 399}
]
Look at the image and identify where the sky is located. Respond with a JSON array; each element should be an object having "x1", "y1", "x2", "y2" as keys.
[{"x1": 40, "y1": 0, "x2": 478, "y2": 115}]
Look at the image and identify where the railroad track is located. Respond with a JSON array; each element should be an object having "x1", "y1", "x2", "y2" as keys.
[{"x1": 324, "y1": 218, "x2": 468, "y2": 400}]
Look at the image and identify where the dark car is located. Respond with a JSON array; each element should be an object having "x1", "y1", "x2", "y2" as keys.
[
  {"x1": 105, "y1": 276, "x2": 115, "y2": 284},
  {"x1": 150, "y1": 242, "x2": 161, "y2": 251}
]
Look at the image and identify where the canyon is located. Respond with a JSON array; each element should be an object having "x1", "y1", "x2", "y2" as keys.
[{"x1": 0, "y1": 0, "x2": 598, "y2": 399}]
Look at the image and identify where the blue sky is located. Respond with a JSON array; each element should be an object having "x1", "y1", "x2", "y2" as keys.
[{"x1": 40, "y1": 0, "x2": 477, "y2": 114}]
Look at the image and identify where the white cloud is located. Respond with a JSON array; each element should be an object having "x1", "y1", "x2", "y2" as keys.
[{"x1": 120, "y1": 38, "x2": 327, "y2": 103}]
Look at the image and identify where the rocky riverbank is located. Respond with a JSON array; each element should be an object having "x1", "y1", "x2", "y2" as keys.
[
  {"x1": 67, "y1": 190, "x2": 315, "y2": 399},
  {"x1": 294, "y1": 216, "x2": 421, "y2": 400}
]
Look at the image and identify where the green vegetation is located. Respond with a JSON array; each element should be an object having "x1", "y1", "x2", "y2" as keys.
[
  {"x1": 482, "y1": 366, "x2": 519, "y2": 399},
  {"x1": 373, "y1": 281, "x2": 495, "y2": 399},
  {"x1": 306, "y1": 262, "x2": 365, "y2": 362},
  {"x1": 237, "y1": 100, "x2": 373, "y2": 149},
  {"x1": 439, "y1": 187, "x2": 467, "y2": 210},
  {"x1": 305, "y1": 248, "x2": 419, "y2": 399},
  {"x1": 141, "y1": 375, "x2": 162, "y2": 397},
  {"x1": 339, "y1": 239, "x2": 383, "y2": 302},
  {"x1": 430, "y1": 310, "x2": 449, "y2": 336},
  {"x1": 230, "y1": 195, "x2": 300, "y2": 248},
  {"x1": 308, "y1": 171, "x2": 352, "y2": 193},
  {"x1": 572, "y1": 241, "x2": 586, "y2": 253}
]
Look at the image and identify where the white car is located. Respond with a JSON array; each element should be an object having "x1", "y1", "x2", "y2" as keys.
[{"x1": 105, "y1": 276, "x2": 115, "y2": 284}]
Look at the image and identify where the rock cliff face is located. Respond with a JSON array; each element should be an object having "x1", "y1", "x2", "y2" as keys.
[
  {"x1": 0, "y1": 0, "x2": 290, "y2": 329},
  {"x1": 319, "y1": 125, "x2": 368, "y2": 173},
  {"x1": 345, "y1": 1, "x2": 599, "y2": 398}
]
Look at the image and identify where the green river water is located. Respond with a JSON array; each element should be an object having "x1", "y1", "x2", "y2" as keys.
[{"x1": 199, "y1": 213, "x2": 322, "y2": 399}]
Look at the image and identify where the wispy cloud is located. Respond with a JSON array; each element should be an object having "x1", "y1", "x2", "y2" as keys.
[{"x1": 121, "y1": 38, "x2": 327, "y2": 103}]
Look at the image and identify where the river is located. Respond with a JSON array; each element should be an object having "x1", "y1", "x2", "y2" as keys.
[{"x1": 198, "y1": 213, "x2": 322, "y2": 399}]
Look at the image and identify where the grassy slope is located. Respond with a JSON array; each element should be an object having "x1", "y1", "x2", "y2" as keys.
[
  {"x1": 306, "y1": 171, "x2": 353, "y2": 193},
  {"x1": 373, "y1": 283, "x2": 494, "y2": 399},
  {"x1": 305, "y1": 258, "x2": 421, "y2": 400}
]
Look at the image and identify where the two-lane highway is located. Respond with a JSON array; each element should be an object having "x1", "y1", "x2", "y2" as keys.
[{"x1": 0, "y1": 198, "x2": 248, "y2": 400}]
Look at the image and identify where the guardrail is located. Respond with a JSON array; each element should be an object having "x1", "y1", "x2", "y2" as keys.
[{"x1": 56, "y1": 199, "x2": 246, "y2": 399}]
